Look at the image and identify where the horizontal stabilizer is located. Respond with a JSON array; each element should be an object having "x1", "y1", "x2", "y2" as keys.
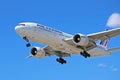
[{"x1": 107, "y1": 47, "x2": 120, "y2": 52}]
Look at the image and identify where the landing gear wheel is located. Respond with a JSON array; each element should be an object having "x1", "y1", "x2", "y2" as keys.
[
  {"x1": 80, "y1": 51, "x2": 90, "y2": 58},
  {"x1": 56, "y1": 58, "x2": 67, "y2": 64},
  {"x1": 84, "y1": 55, "x2": 88, "y2": 58},
  {"x1": 87, "y1": 53, "x2": 90, "y2": 57},
  {"x1": 26, "y1": 43, "x2": 31, "y2": 47}
]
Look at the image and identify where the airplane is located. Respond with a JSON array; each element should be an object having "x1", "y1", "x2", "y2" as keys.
[{"x1": 15, "y1": 22, "x2": 120, "y2": 64}]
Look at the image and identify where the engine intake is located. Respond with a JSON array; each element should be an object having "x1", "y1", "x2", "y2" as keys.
[
  {"x1": 73, "y1": 33, "x2": 89, "y2": 46},
  {"x1": 30, "y1": 47, "x2": 45, "y2": 58}
]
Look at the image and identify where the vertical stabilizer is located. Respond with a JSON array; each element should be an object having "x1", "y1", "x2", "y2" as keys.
[
  {"x1": 99, "y1": 29, "x2": 109, "y2": 49},
  {"x1": 99, "y1": 39, "x2": 108, "y2": 48}
]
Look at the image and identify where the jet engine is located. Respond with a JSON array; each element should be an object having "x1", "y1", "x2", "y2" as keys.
[
  {"x1": 30, "y1": 47, "x2": 45, "y2": 58},
  {"x1": 73, "y1": 33, "x2": 89, "y2": 46}
]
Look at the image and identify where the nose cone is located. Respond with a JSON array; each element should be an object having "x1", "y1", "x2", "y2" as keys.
[
  {"x1": 15, "y1": 26, "x2": 20, "y2": 32},
  {"x1": 15, "y1": 26, "x2": 22, "y2": 33},
  {"x1": 15, "y1": 25, "x2": 25, "y2": 37},
  {"x1": 15, "y1": 22, "x2": 38, "y2": 37}
]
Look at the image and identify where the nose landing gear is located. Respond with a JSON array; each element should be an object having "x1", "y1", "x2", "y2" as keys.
[
  {"x1": 23, "y1": 36, "x2": 31, "y2": 47},
  {"x1": 26, "y1": 43, "x2": 31, "y2": 47}
]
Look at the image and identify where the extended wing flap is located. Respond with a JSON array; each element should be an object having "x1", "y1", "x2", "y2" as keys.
[
  {"x1": 43, "y1": 46, "x2": 71, "y2": 57},
  {"x1": 87, "y1": 28, "x2": 120, "y2": 41}
]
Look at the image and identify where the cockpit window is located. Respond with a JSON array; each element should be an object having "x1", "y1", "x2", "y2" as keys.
[{"x1": 18, "y1": 24, "x2": 25, "y2": 26}]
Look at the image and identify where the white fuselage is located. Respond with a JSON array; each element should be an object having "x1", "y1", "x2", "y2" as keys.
[{"x1": 15, "y1": 22, "x2": 110, "y2": 57}]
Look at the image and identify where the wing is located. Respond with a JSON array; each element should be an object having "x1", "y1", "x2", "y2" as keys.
[
  {"x1": 87, "y1": 28, "x2": 120, "y2": 41},
  {"x1": 43, "y1": 46, "x2": 71, "y2": 57},
  {"x1": 64, "y1": 28, "x2": 120, "y2": 51}
]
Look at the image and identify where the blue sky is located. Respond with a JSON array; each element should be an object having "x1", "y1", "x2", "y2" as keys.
[{"x1": 0, "y1": 0, "x2": 120, "y2": 80}]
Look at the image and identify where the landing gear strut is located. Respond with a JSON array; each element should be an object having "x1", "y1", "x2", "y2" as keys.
[
  {"x1": 56, "y1": 57, "x2": 67, "y2": 64},
  {"x1": 23, "y1": 36, "x2": 31, "y2": 47},
  {"x1": 80, "y1": 51, "x2": 90, "y2": 58}
]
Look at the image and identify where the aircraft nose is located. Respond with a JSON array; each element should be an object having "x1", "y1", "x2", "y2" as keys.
[
  {"x1": 15, "y1": 26, "x2": 22, "y2": 33},
  {"x1": 15, "y1": 25, "x2": 25, "y2": 36}
]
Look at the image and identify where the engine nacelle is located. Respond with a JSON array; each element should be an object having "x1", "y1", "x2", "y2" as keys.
[
  {"x1": 30, "y1": 47, "x2": 45, "y2": 58},
  {"x1": 73, "y1": 33, "x2": 89, "y2": 46}
]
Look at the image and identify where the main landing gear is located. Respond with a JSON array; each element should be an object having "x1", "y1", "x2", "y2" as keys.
[
  {"x1": 56, "y1": 57, "x2": 67, "y2": 64},
  {"x1": 23, "y1": 36, "x2": 31, "y2": 47},
  {"x1": 80, "y1": 51, "x2": 90, "y2": 58}
]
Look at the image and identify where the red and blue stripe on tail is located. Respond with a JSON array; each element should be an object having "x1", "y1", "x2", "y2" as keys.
[{"x1": 99, "y1": 39, "x2": 108, "y2": 48}]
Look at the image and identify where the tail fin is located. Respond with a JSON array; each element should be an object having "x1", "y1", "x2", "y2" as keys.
[
  {"x1": 99, "y1": 39, "x2": 108, "y2": 48},
  {"x1": 99, "y1": 29, "x2": 109, "y2": 48}
]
